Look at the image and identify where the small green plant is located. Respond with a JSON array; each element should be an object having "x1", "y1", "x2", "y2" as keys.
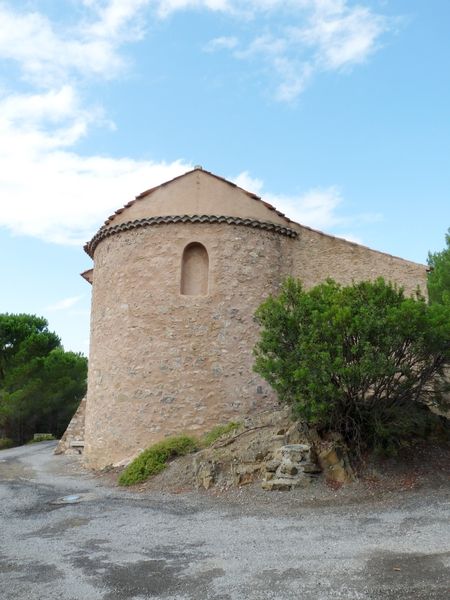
[
  {"x1": 118, "y1": 434, "x2": 198, "y2": 486},
  {"x1": 27, "y1": 433, "x2": 56, "y2": 443},
  {"x1": 201, "y1": 421, "x2": 241, "y2": 447},
  {"x1": 0, "y1": 437, "x2": 14, "y2": 450}
]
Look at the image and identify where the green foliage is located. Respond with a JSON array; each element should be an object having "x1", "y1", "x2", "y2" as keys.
[
  {"x1": 0, "y1": 314, "x2": 87, "y2": 445},
  {"x1": 201, "y1": 421, "x2": 241, "y2": 447},
  {"x1": 118, "y1": 435, "x2": 198, "y2": 486},
  {"x1": 0, "y1": 437, "x2": 14, "y2": 450},
  {"x1": 27, "y1": 433, "x2": 57, "y2": 443},
  {"x1": 428, "y1": 228, "x2": 450, "y2": 305},
  {"x1": 368, "y1": 403, "x2": 449, "y2": 456},
  {"x1": 118, "y1": 421, "x2": 242, "y2": 486},
  {"x1": 0, "y1": 314, "x2": 60, "y2": 382},
  {"x1": 254, "y1": 277, "x2": 450, "y2": 453}
]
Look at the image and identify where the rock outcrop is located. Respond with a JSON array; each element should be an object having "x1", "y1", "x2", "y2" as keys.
[
  {"x1": 190, "y1": 409, "x2": 332, "y2": 490},
  {"x1": 261, "y1": 444, "x2": 322, "y2": 491}
]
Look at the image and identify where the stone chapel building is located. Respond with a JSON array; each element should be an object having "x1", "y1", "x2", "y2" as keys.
[{"x1": 58, "y1": 167, "x2": 428, "y2": 469}]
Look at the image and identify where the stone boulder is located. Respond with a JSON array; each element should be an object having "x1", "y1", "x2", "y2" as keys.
[
  {"x1": 316, "y1": 434, "x2": 356, "y2": 484},
  {"x1": 191, "y1": 408, "x2": 323, "y2": 490},
  {"x1": 261, "y1": 444, "x2": 321, "y2": 491}
]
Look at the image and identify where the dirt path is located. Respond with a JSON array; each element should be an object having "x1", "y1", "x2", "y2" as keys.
[{"x1": 0, "y1": 442, "x2": 449, "y2": 599}]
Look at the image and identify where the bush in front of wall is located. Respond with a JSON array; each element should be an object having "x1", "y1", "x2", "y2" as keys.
[
  {"x1": 254, "y1": 277, "x2": 450, "y2": 455},
  {"x1": 118, "y1": 435, "x2": 198, "y2": 486}
]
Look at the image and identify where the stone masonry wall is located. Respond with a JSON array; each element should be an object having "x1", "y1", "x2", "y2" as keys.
[
  {"x1": 290, "y1": 225, "x2": 428, "y2": 295},
  {"x1": 55, "y1": 396, "x2": 86, "y2": 455},
  {"x1": 83, "y1": 216, "x2": 428, "y2": 470},
  {"x1": 84, "y1": 223, "x2": 294, "y2": 469}
]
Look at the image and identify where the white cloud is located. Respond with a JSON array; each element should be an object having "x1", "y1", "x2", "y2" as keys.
[
  {"x1": 272, "y1": 58, "x2": 313, "y2": 103},
  {"x1": 155, "y1": 0, "x2": 232, "y2": 19},
  {"x1": 0, "y1": 86, "x2": 99, "y2": 147},
  {"x1": 0, "y1": 1, "x2": 191, "y2": 245},
  {"x1": 233, "y1": 171, "x2": 264, "y2": 195},
  {"x1": 82, "y1": 0, "x2": 151, "y2": 40},
  {"x1": 266, "y1": 186, "x2": 345, "y2": 230},
  {"x1": 233, "y1": 171, "x2": 381, "y2": 239},
  {"x1": 0, "y1": 1, "x2": 151, "y2": 86},
  {"x1": 46, "y1": 295, "x2": 84, "y2": 311},
  {"x1": 290, "y1": 4, "x2": 387, "y2": 70},
  {"x1": 0, "y1": 95, "x2": 191, "y2": 244},
  {"x1": 0, "y1": 85, "x2": 191, "y2": 245},
  {"x1": 0, "y1": 1, "x2": 392, "y2": 100},
  {"x1": 202, "y1": 0, "x2": 391, "y2": 101},
  {"x1": 204, "y1": 36, "x2": 239, "y2": 52},
  {"x1": 0, "y1": 0, "x2": 389, "y2": 246}
]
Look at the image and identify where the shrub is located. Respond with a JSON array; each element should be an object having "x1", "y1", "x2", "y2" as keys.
[
  {"x1": 254, "y1": 277, "x2": 450, "y2": 454},
  {"x1": 427, "y1": 227, "x2": 450, "y2": 305},
  {"x1": 0, "y1": 437, "x2": 14, "y2": 450},
  {"x1": 27, "y1": 433, "x2": 56, "y2": 443},
  {"x1": 118, "y1": 435, "x2": 198, "y2": 486},
  {"x1": 201, "y1": 421, "x2": 241, "y2": 447},
  {"x1": 118, "y1": 421, "x2": 242, "y2": 486}
]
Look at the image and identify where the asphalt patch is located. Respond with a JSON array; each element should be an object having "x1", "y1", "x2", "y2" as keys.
[
  {"x1": 24, "y1": 516, "x2": 92, "y2": 539},
  {"x1": 364, "y1": 550, "x2": 450, "y2": 600},
  {"x1": 0, "y1": 554, "x2": 63, "y2": 583},
  {"x1": 72, "y1": 545, "x2": 226, "y2": 600},
  {"x1": 103, "y1": 559, "x2": 225, "y2": 599}
]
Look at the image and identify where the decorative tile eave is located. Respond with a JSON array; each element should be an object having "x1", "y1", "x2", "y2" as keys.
[{"x1": 84, "y1": 214, "x2": 298, "y2": 258}]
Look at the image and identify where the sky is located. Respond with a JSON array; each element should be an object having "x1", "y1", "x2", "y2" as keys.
[{"x1": 0, "y1": 0, "x2": 449, "y2": 355}]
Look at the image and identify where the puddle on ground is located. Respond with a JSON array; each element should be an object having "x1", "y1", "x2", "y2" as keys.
[{"x1": 51, "y1": 492, "x2": 96, "y2": 505}]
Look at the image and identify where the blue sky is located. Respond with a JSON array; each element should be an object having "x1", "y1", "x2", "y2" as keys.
[{"x1": 0, "y1": 0, "x2": 449, "y2": 355}]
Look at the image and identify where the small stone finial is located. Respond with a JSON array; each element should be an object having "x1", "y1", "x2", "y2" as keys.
[{"x1": 194, "y1": 165, "x2": 203, "y2": 170}]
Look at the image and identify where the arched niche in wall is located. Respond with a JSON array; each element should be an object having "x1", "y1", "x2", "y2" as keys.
[{"x1": 180, "y1": 242, "x2": 209, "y2": 296}]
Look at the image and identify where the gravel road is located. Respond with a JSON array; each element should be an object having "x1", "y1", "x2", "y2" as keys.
[{"x1": 0, "y1": 442, "x2": 449, "y2": 599}]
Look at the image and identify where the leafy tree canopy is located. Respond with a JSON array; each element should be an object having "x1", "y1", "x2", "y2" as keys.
[
  {"x1": 0, "y1": 314, "x2": 87, "y2": 445},
  {"x1": 254, "y1": 278, "x2": 450, "y2": 454},
  {"x1": 428, "y1": 228, "x2": 450, "y2": 305}
]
